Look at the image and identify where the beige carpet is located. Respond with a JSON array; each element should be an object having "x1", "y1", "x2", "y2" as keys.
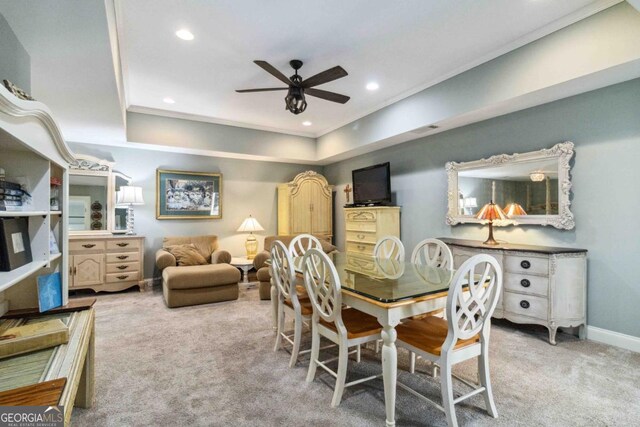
[{"x1": 71, "y1": 285, "x2": 640, "y2": 426}]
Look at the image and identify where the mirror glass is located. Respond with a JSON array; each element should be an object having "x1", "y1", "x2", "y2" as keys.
[
  {"x1": 458, "y1": 158, "x2": 559, "y2": 217},
  {"x1": 113, "y1": 174, "x2": 130, "y2": 232},
  {"x1": 69, "y1": 174, "x2": 108, "y2": 231}
]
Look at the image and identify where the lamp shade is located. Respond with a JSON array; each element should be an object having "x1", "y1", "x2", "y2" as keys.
[
  {"x1": 504, "y1": 202, "x2": 527, "y2": 216},
  {"x1": 475, "y1": 202, "x2": 507, "y2": 221},
  {"x1": 237, "y1": 216, "x2": 264, "y2": 233},
  {"x1": 117, "y1": 186, "x2": 145, "y2": 205}
]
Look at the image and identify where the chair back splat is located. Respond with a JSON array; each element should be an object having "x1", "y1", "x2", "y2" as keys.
[
  {"x1": 411, "y1": 238, "x2": 453, "y2": 270},
  {"x1": 289, "y1": 234, "x2": 323, "y2": 258},
  {"x1": 373, "y1": 236, "x2": 405, "y2": 261}
]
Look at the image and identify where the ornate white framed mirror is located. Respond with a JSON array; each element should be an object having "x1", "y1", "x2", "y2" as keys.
[
  {"x1": 445, "y1": 141, "x2": 575, "y2": 230},
  {"x1": 69, "y1": 155, "x2": 114, "y2": 235}
]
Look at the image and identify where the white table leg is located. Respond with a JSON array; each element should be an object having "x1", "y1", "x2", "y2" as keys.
[
  {"x1": 241, "y1": 266, "x2": 249, "y2": 284},
  {"x1": 381, "y1": 323, "x2": 398, "y2": 426}
]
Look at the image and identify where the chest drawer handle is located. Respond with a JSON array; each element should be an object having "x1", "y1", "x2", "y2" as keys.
[
  {"x1": 117, "y1": 255, "x2": 129, "y2": 260},
  {"x1": 82, "y1": 244, "x2": 95, "y2": 248},
  {"x1": 116, "y1": 243, "x2": 129, "y2": 247},
  {"x1": 520, "y1": 300, "x2": 530, "y2": 309},
  {"x1": 357, "y1": 245, "x2": 365, "y2": 250},
  {"x1": 117, "y1": 265, "x2": 129, "y2": 270},
  {"x1": 116, "y1": 275, "x2": 129, "y2": 280},
  {"x1": 520, "y1": 279, "x2": 531, "y2": 288},
  {"x1": 520, "y1": 260, "x2": 531, "y2": 269},
  {"x1": 357, "y1": 234, "x2": 365, "y2": 240}
]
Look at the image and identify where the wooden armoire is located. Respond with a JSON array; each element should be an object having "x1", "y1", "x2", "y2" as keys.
[{"x1": 277, "y1": 171, "x2": 333, "y2": 238}]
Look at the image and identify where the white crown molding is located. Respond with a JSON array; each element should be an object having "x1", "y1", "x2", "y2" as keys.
[
  {"x1": 111, "y1": 0, "x2": 131, "y2": 111},
  {"x1": 105, "y1": 0, "x2": 128, "y2": 128},
  {"x1": 628, "y1": 0, "x2": 640, "y2": 13},
  {"x1": 71, "y1": 138, "x2": 318, "y2": 165},
  {"x1": 587, "y1": 325, "x2": 640, "y2": 353},
  {"x1": 127, "y1": 105, "x2": 316, "y2": 139},
  {"x1": 315, "y1": 0, "x2": 623, "y2": 137}
]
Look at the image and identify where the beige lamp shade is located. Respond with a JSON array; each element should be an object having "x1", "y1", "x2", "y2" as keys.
[
  {"x1": 117, "y1": 186, "x2": 145, "y2": 205},
  {"x1": 504, "y1": 202, "x2": 527, "y2": 217},
  {"x1": 237, "y1": 216, "x2": 264, "y2": 233}
]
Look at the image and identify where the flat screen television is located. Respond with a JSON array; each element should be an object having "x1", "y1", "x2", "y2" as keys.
[{"x1": 352, "y1": 162, "x2": 391, "y2": 205}]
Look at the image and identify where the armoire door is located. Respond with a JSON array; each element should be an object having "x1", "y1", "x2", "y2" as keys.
[
  {"x1": 72, "y1": 254, "x2": 104, "y2": 287},
  {"x1": 310, "y1": 179, "x2": 332, "y2": 235},
  {"x1": 290, "y1": 180, "x2": 313, "y2": 234}
]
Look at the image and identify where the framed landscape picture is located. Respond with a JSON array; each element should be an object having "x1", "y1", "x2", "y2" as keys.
[{"x1": 156, "y1": 169, "x2": 222, "y2": 219}]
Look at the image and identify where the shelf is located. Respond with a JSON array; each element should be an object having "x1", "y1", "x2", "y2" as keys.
[
  {"x1": 50, "y1": 211, "x2": 62, "y2": 216},
  {"x1": 0, "y1": 211, "x2": 50, "y2": 217},
  {"x1": 49, "y1": 253, "x2": 62, "y2": 262},
  {"x1": 0, "y1": 260, "x2": 48, "y2": 293}
]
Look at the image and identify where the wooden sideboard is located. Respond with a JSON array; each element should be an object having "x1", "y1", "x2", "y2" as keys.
[
  {"x1": 440, "y1": 238, "x2": 587, "y2": 345},
  {"x1": 69, "y1": 235, "x2": 145, "y2": 292},
  {"x1": 344, "y1": 206, "x2": 400, "y2": 258}
]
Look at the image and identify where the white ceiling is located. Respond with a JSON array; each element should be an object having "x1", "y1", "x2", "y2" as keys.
[{"x1": 117, "y1": 0, "x2": 615, "y2": 137}]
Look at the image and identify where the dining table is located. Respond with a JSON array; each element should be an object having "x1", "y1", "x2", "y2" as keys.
[{"x1": 279, "y1": 252, "x2": 457, "y2": 427}]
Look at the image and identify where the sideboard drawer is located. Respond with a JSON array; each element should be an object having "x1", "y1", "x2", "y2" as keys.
[
  {"x1": 106, "y1": 262, "x2": 140, "y2": 274},
  {"x1": 503, "y1": 291, "x2": 548, "y2": 320},
  {"x1": 504, "y1": 273, "x2": 549, "y2": 297},
  {"x1": 106, "y1": 252, "x2": 140, "y2": 263},
  {"x1": 345, "y1": 231, "x2": 377, "y2": 245},
  {"x1": 345, "y1": 221, "x2": 377, "y2": 233},
  {"x1": 69, "y1": 240, "x2": 106, "y2": 252},
  {"x1": 345, "y1": 210, "x2": 377, "y2": 222},
  {"x1": 106, "y1": 271, "x2": 139, "y2": 283},
  {"x1": 504, "y1": 254, "x2": 549, "y2": 276},
  {"x1": 107, "y1": 239, "x2": 140, "y2": 251},
  {"x1": 346, "y1": 242, "x2": 375, "y2": 256}
]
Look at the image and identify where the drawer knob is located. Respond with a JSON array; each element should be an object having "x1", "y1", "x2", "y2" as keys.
[
  {"x1": 520, "y1": 279, "x2": 531, "y2": 288},
  {"x1": 82, "y1": 244, "x2": 95, "y2": 248},
  {"x1": 116, "y1": 243, "x2": 129, "y2": 247},
  {"x1": 117, "y1": 255, "x2": 129, "y2": 260},
  {"x1": 520, "y1": 260, "x2": 531, "y2": 269},
  {"x1": 357, "y1": 234, "x2": 365, "y2": 240},
  {"x1": 116, "y1": 275, "x2": 128, "y2": 280},
  {"x1": 520, "y1": 300, "x2": 530, "y2": 309},
  {"x1": 117, "y1": 265, "x2": 128, "y2": 270}
]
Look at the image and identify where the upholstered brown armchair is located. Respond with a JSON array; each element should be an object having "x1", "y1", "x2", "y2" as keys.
[
  {"x1": 253, "y1": 234, "x2": 337, "y2": 300},
  {"x1": 156, "y1": 235, "x2": 240, "y2": 308}
]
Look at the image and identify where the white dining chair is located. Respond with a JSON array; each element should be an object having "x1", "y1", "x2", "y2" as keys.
[
  {"x1": 395, "y1": 254, "x2": 503, "y2": 427},
  {"x1": 411, "y1": 238, "x2": 453, "y2": 269},
  {"x1": 289, "y1": 233, "x2": 323, "y2": 257},
  {"x1": 302, "y1": 248, "x2": 383, "y2": 407},
  {"x1": 373, "y1": 236, "x2": 405, "y2": 261},
  {"x1": 271, "y1": 240, "x2": 313, "y2": 367}
]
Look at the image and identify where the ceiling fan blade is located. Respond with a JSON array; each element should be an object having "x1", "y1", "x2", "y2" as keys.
[
  {"x1": 236, "y1": 88, "x2": 288, "y2": 93},
  {"x1": 305, "y1": 88, "x2": 350, "y2": 104},
  {"x1": 254, "y1": 60, "x2": 294, "y2": 86},
  {"x1": 301, "y1": 66, "x2": 348, "y2": 88}
]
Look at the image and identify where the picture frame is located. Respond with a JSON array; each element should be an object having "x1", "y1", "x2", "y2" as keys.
[
  {"x1": 0, "y1": 217, "x2": 33, "y2": 271},
  {"x1": 156, "y1": 169, "x2": 222, "y2": 219}
]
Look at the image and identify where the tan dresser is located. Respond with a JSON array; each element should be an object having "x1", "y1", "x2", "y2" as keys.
[
  {"x1": 69, "y1": 235, "x2": 145, "y2": 292},
  {"x1": 344, "y1": 206, "x2": 400, "y2": 258},
  {"x1": 440, "y1": 238, "x2": 587, "y2": 345}
]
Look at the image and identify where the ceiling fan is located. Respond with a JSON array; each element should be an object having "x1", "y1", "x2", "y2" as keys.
[{"x1": 236, "y1": 60, "x2": 350, "y2": 115}]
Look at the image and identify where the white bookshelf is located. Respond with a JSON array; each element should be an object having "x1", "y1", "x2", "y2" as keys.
[{"x1": 0, "y1": 84, "x2": 74, "y2": 315}]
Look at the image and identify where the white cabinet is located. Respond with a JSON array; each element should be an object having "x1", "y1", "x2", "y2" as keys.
[
  {"x1": 442, "y1": 238, "x2": 587, "y2": 345},
  {"x1": 344, "y1": 207, "x2": 400, "y2": 258},
  {"x1": 278, "y1": 171, "x2": 333, "y2": 237}
]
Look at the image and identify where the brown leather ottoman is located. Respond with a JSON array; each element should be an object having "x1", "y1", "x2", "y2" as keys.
[{"x1": 162, "y1": 263, "x2": 241, "y2": 308}]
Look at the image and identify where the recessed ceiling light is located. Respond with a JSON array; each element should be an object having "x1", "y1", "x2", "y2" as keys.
[
  {"x1": 163, "y1": 97, "x2": 175, "y2": 104},
  {"x1": 175, "y1": 29, "x2": 194, "y2": 41},
  {"x1": 302, "y1": 121, "x2": 312, "y2": 126},
  {"x1": 366, "y1": 82, "x2": 379, "y2": 91}
]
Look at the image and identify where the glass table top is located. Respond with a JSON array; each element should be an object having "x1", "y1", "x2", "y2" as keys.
[{"x1": 292, "y1": 252, "x2": 455, "y2": 304}]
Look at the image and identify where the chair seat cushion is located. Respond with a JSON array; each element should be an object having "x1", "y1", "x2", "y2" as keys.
[
  {"x1": 320, "y1": 308, "x2": 382, "y2": 339},
  {"x1": 396, "y1": 316, "x2": 479, "y2": 356},
  {"x1": 284, "y1": 297, "x2": 313, "y2": 316},
  {"x1": 163, "y1": 263, "x2": 240, "y2": 290}
]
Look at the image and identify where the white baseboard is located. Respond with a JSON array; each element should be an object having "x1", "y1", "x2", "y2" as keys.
[{"x1": 587, "y1": 325, "x2": 640, "y2": 353}]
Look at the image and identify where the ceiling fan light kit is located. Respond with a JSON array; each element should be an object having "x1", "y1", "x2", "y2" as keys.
[{"x1": 236, "y1": 59, "x2": 350, "y2": 115}]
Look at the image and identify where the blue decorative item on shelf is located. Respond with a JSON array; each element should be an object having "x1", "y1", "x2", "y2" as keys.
[{"x1": 37, "y1": 272, "x2": 63, "y2": 313}]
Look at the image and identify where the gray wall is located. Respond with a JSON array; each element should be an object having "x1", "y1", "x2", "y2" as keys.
[
  {"x1": 68, "y1": 142, "x2": 322, "y2": 278},
  {"x1": 324, "y1": 78, "x2": 640, "y2": 338},
  {"x1": 0, "y1": 12, "x2": 30, "y2": 92}
]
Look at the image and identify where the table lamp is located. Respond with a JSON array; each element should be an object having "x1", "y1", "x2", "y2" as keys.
[
  {"x1": 475, "y1": 201, "x2": 507, "y2": 245},
  {"x1": 237, "y1": 215, "x2": 264, "y2": 259},
  {"x1": 504, "y1": 202, "x2": 527, "y2": 217},
  {"x1": 116, "y1": 186, "x2": 144, "y2": 235}
]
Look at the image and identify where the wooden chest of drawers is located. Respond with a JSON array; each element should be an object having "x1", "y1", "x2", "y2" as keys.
[
  {"x1": 344, "y1": 207, "x2": 400, "y2": 258},
  {"x1": 440, "y1": 238, "x2": 587, "y2": 345},
  {"x1": 69, "y1": 235, "x2": 145, "y2": 293}
]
